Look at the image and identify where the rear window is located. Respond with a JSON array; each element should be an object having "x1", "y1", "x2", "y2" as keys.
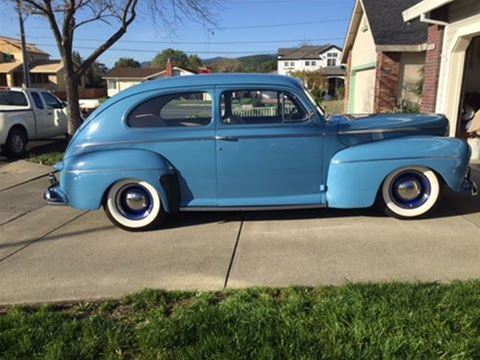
[
  {"x1": 127, "y1": 92, "x2": 212, "y2": 128},
  {"x1": 0, "y1": 91, "x2": 28, "y2": 106}
]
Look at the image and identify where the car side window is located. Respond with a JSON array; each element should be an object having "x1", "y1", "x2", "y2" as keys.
[
  {"x1": 31, "y1": 92, "x2": 44, "y2": 109},
  {"x1": 221, "y1": 90, "x2": 307, "y2": 125},
  {"x1": 128, "y1": 92, "x2": 212, "y2": 128},
  {"x1": 0, "y1": 91, "x2": 28, "y2": 106},
  {"x1": 42, "y1": 92, "x2": 62, "y2": 109}
]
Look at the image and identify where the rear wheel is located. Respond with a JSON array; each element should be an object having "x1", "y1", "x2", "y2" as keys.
[
  {"x1": 381, "y1": 167, "x2": 440, "y2": 219},
  {"x1": 4, "y1": 127, "x2": 27, "y2": 159},
  {"x1": 104, "y1": 179, "x2": 165, "y2": 231}
]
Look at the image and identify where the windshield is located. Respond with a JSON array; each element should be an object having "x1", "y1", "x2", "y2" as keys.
[{"x1": 303, "y1": 87, "x2": 326, "y2": 118}]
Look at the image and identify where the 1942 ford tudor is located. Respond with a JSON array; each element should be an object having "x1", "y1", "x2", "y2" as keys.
[{"x1": 44, "y1": 74, "x2": 477, "y2": 231}]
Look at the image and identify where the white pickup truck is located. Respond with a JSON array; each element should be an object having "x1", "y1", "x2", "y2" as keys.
[{"x1": 0, "y1": 87, "x2": 68, "y2": 158}]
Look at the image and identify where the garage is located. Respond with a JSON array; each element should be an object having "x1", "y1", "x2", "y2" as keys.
[{"x1": 403, "y1": 0, "x2": 480, "y2": 160}]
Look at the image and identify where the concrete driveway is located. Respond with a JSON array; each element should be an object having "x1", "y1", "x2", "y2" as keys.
[{"x1": 0, "y1": 161, "x2": 479, "y2": 305}]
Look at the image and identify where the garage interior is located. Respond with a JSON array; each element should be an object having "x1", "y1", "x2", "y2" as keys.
[{"x1": 460, "y1": 36, "x2": 480, "y2": 137}]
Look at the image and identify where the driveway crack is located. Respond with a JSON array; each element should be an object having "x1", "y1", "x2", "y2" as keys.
[
  {"x1": 0, "y1": 212, "x2": 87, "y2": 264},
  {"x1": 223, "y1": 216, "x2": 243, "y2": 289}
]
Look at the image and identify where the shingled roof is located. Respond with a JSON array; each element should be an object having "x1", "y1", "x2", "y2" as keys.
[
  {"x1": 278, "y1": 45, "x2": 341, "y2": 60},
  {"x1": 362, "y1": 0, "x2": 427, "y2": 45}
]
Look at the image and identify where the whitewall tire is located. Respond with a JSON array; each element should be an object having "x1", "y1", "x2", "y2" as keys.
[
  {"x1": 381, "y1": 167, "x2": 440, "y2": 219},
  {"x1": 104, "y1": 179, "x2": 165, "y2": 231}
]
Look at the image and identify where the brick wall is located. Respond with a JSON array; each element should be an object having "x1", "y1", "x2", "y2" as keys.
[
  {"x1": 374, "y1": 51, "x2": 401, "y2": 113},
  {"x1": 421, "y1": 24, "x2": 444, "y2": 113},
  {"x1": 344, "y1": 51, "x2": 352, "y2": 113}
]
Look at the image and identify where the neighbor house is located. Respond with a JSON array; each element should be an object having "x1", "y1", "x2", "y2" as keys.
[
  {"x1": 342, "y1": 0, "x2": 428, "y2": 114},
  {"x1": 103, "y1": 60, "x2": 198, "y2": 97},
  {"x1": 403, "y1": 0, "x2": 480, "y2": 136},
  {"x1": 0, "y1": 36, "x2": 84, "y2": 93},
  {"x1": 278, "y1": 45, "x2": 346, "y2": 97}
]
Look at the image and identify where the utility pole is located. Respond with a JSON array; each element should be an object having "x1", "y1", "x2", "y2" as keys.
[{"x1": 16, "y1": 0, "x2": 31, "y2": 88}]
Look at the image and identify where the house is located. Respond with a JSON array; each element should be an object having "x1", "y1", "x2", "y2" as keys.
[
  {"x1": 278, "y1": 45, "x2": 343, "y2": 75},
  {"x1": 103, "y1": 60, "x2": 198, "y2": 97},
  {"x1": 403, "y1": 0, "x2": 480, "y2": 137},
  {"x1": 0, "y1": 36, "x2": 83, "y2": 94},
  {"x1": 278, "y1": 45, "x2": 346, "y2": 97},
  {"x1": 342, "y1": 0, "x2": 428, "y2": 114}
]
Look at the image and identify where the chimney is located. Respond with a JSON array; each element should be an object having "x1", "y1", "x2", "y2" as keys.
[{"x1": 165, "y1": 57, "x2": 173, "y2": 77}]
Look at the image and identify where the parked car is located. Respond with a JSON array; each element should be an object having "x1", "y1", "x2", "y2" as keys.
[
  {"x1": 0, "y1": 87, "x2": 67, "y2": 158},
  {"x1": 45, "y1": 74, "x2": 477, "y2": 231}
]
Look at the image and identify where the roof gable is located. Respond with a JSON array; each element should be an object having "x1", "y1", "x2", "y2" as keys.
[
  {"x1": 342, "y1": 0, "x2": 428, "y2": 61},
  {"x1": 362, "y1": 0, "x2": 428, "y2": 45}
]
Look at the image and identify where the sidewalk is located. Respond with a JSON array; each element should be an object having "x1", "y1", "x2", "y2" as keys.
[{"x1": 0, "y1": 161, "x2": 480, "y2": 305}]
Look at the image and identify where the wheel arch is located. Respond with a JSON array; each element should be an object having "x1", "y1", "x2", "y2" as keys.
[
  {"x1": 60, "y1": 148, "x2": 180, "y2": 212},
  {"x1": 326, "y1": 136, "x2": 470, "y2": 209}
]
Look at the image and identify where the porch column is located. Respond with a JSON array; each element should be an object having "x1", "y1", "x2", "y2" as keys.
[
  {"x1": 374, "y1": 52, "x2": 401, "y2": 113},
  {"x1": 421, "y1": 24, "x2": 445, "y2": 113}
]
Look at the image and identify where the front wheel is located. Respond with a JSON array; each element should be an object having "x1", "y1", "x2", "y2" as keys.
[
  {"x1": 381, "y1": 167, "x2": 441, "y2": 219},
  {"x1": 104, "y1": 179, "x2": 165, "y2": 231}
]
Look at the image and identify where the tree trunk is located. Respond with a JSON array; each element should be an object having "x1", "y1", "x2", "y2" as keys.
[{"x1": 63, "y1": 61, "x2": 82, "y2": 136}]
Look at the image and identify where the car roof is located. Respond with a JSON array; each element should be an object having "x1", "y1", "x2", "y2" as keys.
[{"x1": 113, "y1": 73, "x2": 304, "y2": 99}]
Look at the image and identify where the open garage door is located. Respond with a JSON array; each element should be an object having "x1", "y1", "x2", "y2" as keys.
[{"x1": 459, "y1": 37, "x2": 480, "y2": 137}]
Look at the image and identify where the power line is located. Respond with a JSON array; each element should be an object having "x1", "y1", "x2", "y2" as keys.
[
  {"x1": 26, "y1": 35, "x2": 344, "y2": 45},
  {"x1": 35, "y1": 43, "x2": 278, "y2": 55},
  {"x1": 217, "y1": 18, "x2": 348, "y2": 30}
]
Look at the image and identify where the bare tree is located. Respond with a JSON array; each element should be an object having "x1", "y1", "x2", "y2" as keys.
[{"x1": 15, "y1": 0, "x2": 217, "y2": 135}]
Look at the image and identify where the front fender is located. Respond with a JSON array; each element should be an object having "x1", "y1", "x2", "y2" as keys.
[
  {"x1": 326, "y1": 136, "x2": 470, "y2": 209},
  {"x1": 59, "y1": 149, "x2": 177, "y2": 211}
]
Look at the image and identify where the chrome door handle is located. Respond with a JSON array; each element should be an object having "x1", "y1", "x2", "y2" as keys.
[{"x1": 215, "y1": 136, "x2": 238, "y2": 142}]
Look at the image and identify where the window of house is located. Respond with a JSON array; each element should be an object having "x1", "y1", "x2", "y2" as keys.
[
  {"x1": 311, "y1": 61, "x2": 316, "y2": 66},
  {"x1": 41, "y1": 92, "x2": 63, "y2": 108},
  {"x1": 107, "y1": 80, "x2": 117, "y2": 89},
  {"x1": 290, "y1": 61, "x2": 295, "y2": 66},
  {"x1": 284, "y1": 61, "x2": 289, "y2": 66},
  {"x1": 305, "y1": 61, "x2": 310, "y2": 66},
  {"x1": 327, "y1": 53, "x2": 338, "y2": 58},
  {"x1": 221, "y1": 90, "x2": 307, "y2": 125},
  {"x1": 31, "y1": 92, "x2": 44, "y2": 109},
  {"x1": 327, "y1": 59, "x2": 337, "y2": 67},
  {"x1": 127, "y1": 92, "x2": 212, "y2": 128}
]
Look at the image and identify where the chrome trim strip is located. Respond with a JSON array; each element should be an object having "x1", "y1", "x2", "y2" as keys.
[
  {"x1": 64, "y1": 167, "x2": 174, "y2": 175},
  {"x1": 338, "y1": 127, "x2": 436, "y2": 135},
  {"x1": 76, "y1": 133, "x2": 324, "y2": 150},
  {"x1": 179, "y1": 204, "x2": 326, "y2": 211},
  {"x1": 332, "y1": 155, "x2": 459, "y2": 165}
]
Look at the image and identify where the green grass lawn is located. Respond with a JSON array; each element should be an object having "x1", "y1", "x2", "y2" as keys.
[
  {"x1": 2, "y1": 282, "x2": 480, "y2": 359},
  {"x1": 28, "y1": 152, "x2": 64, "y2": 166}
]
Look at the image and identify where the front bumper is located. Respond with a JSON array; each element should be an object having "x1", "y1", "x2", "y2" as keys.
[
  {"x1": 44, "y1": 172, "x2": 67, "y2": 206},
  {"x1": 461, "y1": 167, "x2": 478, "y2": 196}
]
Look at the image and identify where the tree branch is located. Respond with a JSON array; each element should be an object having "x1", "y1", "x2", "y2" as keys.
[{"x1": 77, "y1": 0, "x2": 138, "y2": 76}]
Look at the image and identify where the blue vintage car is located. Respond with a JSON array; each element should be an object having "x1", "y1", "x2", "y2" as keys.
[{"x1": 45, "y1": 74, "x2": 477, "y2": 231}]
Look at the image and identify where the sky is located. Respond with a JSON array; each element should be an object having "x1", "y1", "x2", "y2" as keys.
[{"x1": 0, "y1": 0, "x2": 355, "y2": 67}]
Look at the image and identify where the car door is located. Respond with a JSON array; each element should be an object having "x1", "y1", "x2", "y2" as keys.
[
  {"x1": 29, "y1": 91, "x2": 50, "y2": 138},
  {"x1": 125, "y1": 88, "x2": 217, "y2": 208},
  {"x1": 41, "y1": 92, "x2": 67, "y2": 137},
  {"x1": 215, "y1": 87, "x2": 325, "y2": 207}
]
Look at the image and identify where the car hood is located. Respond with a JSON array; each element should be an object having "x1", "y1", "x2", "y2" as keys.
[{"x1": 331, "y1": 113, "x2": 449, "y2": 146}]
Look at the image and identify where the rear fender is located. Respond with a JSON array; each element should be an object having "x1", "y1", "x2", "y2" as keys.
[
  {"x1": 326, "y1": 136, "x2": 470, "y2": 209},
  {"x1": 59, "y1": 149, "x2": 179, "y2": 212}
]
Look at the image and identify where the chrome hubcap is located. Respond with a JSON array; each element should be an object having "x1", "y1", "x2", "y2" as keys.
[
  {"x1": 125, "y1": 190, "x2": 149, "y2": 211},
  {"x1": 116, "y1": 185, "x2": 153, "y2": 220},
  {"x1": 396, "y1": 179, "x2": 422, "y2": 201},
  {"x1": 390, "y1": 171, "x2": 431, "y2": 209}
]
